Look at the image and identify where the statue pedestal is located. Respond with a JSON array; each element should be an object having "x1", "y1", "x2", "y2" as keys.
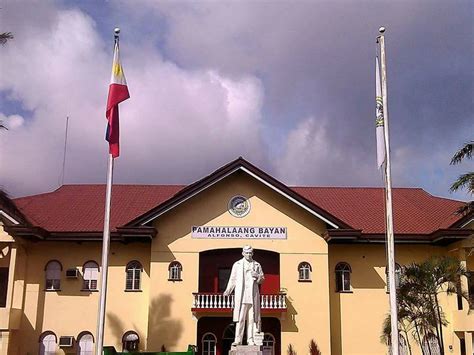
[{"x1": 229, "y1": 345, "x2": 263, "y2": 355}]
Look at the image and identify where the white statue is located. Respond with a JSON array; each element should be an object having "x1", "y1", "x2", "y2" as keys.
[{"x1": 224, "y1": 245, "x2": 265, "y2": 346}]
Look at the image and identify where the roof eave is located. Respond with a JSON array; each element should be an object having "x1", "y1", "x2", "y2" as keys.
[
  {"x1": 4, "y1": 225, "x2": 157, "y2": 243},
  {"x1": 325, "y1": 228, "x2": 473, "y2": 244}
]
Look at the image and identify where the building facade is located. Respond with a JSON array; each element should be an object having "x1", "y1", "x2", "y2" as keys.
[{"x1": 0, "y1": 158, "x2": 473, "y2": 355}]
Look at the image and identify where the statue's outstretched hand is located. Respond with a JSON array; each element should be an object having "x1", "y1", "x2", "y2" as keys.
[{"x1": 223, "y1": 290, "x2": 230, "y2": 296}]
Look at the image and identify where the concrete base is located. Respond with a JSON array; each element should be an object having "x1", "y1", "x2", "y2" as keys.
[
  {"x1": 253, "y1": 331, "x2": 264, "y2": 346},
  {"x1": 229, "y1": 345, "x2": 263, "y2": 355}
]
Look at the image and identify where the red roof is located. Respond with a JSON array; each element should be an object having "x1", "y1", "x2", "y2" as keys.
[
  {"x1": 292, "y1": 187, "x2": 463, "y2": 234},
  {"x1": 13, "y1": 185, "x2": 184, "y2": 232},
  {"x1": 13, "y1": 184, "x2": 464, "y2": 235}
]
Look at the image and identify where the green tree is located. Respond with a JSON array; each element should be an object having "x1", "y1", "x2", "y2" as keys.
[
  {"x1": 450, "y1": 141, "x2": 473, "y2": 215},
  {"x1": 381, "y1": 256, "x2": 471, "y2": 355}
]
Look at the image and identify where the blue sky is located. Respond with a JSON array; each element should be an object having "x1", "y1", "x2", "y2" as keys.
[{"x1": 0, "y1": 0, "x2": 472, "y2": 203}]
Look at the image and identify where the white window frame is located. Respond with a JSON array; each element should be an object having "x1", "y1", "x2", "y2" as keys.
[
  {"x1": 126, "y1": 261, "x2": 142, "y2": 291},
  {"x1": 122, "y1": 331, "x2": 139, "y2": 352},
  {"x1": 168, "y1": 261, "x2": 182, "y2": 281},
  {"x1": 263, "y1": 333, "x2": 275, "y2": 355},
  {"x1": 202, "y1": 332, "x2": 217, "y2": 355},
  {"x1": 45, "y1": 261, "x2": 62, "y2": 291},
  {"x1": 335, "y1": 262, "x2": 351, "y2": 292},
  {"x1": 386, "y1": 263, "x2": 402, "y2": 292},
  {"x1": 421, "y1": 334, "x2": 440, "y2": 355},
  {"x1": 39, "y1": 332, "x2": 57, "y2": 355},
  {"x1": 77, "y1": 333, "x2": 94, "y2": 355},
  {"x1": 83, "y1": 261, "x2": 99, "y2": 291},
  {"x1": 298, "y1": 262, "x2": 312, "y2": 281}
]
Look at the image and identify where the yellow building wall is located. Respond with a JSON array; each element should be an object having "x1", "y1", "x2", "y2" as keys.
[
  {"x1": 149, "y1": 172, "x2": 331, "y2": 354},
  {"x1": 10, "y1": 241, "x2": 151, "y2": 354},
  {"x1": 329, "y1": 243, "x2": 474, "y2": 355},
  {"x1": 1, "y1": 178, "x2": 472, "y2": 354}
]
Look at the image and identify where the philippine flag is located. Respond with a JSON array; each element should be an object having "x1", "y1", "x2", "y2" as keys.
[{"x1": 105, "y1": 41, "x2": 130, "y2": 158}]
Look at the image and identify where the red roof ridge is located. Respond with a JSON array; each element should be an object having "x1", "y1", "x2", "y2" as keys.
[
  {"x1": 13, "y1": 184, "x2": 187, "y2": 200},
  {"x1": 14, "y1": 185, "x2": 64, "y2": 202},
  {"x1": 60, "y1": 183, "x2": 186, "y2": 187},
  {"x1": 417, "y1": 189, "x2": 467, "y2": 204}
]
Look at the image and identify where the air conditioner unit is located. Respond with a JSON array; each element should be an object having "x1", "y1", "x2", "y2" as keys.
[
  {"x1": 59, "y1": 336, "x2": 74, "y2": 347},
  {"x1": 66, "y1": 268, "x2": 79, "y2": 278}
]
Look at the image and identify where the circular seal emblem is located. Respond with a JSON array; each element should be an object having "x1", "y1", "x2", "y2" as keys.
[{"x1": 228, "y1": 195, "x2": 251, "y2": 218}]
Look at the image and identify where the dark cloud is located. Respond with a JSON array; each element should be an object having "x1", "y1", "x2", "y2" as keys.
[{"x1": 0, "y1": 0, "x2": 472, "y2": 203}]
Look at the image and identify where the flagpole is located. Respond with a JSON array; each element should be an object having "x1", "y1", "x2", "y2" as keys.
[
  {"x1": 96, "y1": 154, "x2": 114, "y2": 354},
  {"x1": 59, "y1": 116, "x2": 69, "y2": 186},
  {"x1": 378, "y1": 26, "x2": 399, "y2": 355},
  {"x1": 96, "y1": 28, "x2": 120, "y2": 355}
]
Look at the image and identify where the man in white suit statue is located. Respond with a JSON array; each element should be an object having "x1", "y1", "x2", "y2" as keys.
[{"x1": 224, "y1": 245, "x2": 265, "y2": 346}]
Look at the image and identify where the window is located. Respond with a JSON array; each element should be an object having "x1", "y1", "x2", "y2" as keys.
[
  {"x1": 202, "y1": 333, "x2": 217, "y2": 355},
  {"x1": 126, "y1": 261, "x2": 142, "y2": 291},
  {"x1": 45, "y1": 260, "x2": 62, "y2": 291},
  {"x1": 263, "y1": 333, "x2": 275, "y2": 355},
  {"x1": 421, "y1": 334, "x2": 440, "y2": 355},
  {"x1": 385, "y1": 263, "x2": 402, "y2": 292},
  {"x1": 39, "y1": 332, "x2": 57, "y2": 355},
  {"x1": 77, "y1": 332, "x2": 94, "y2": 355},
  {"x1": 298, "y1": 262, "x2": 312, "y2": 281},
  {"x1": 0, "y1": 267, "x2": 8, "y2": 307},
  {"x1": 122, "y1": 331, "x2": 139, "y2": 352},
  {"x1": 168, "y1": 261, "x2": 182, "y2": 281},
  {"x1": 399, "y1": 335, "x2": 408, "y2": 355},
  {"x1": 82, "y1": 261, "x2": 99, "y2": 291},
  {"x1": 388, "y1": 335, "x2": 409, "y2": 355},
  {"x1": 335, "y1": 262, "x2": 351, "y2": 292}
]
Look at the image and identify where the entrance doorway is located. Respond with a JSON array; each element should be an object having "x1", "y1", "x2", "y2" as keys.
[
  {"x1": 197, "y1": 317, "x2": 281, "y2": 355},
  {"x1": 222, "y1": 324, "x2": 235, "y2": 355}
]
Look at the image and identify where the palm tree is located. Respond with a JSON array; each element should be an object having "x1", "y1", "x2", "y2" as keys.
[
  {"x1": 382, "y1": 270, "x2": 438, "y2": 355},
  {"x1": 381, "y1": 256, "x2": 471, "y2": 355},
  {"x1": 450, "y1": 141, "x2": 473, "y2": 214}
]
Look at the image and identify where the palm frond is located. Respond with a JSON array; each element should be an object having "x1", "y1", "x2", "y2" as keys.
[
  {"x1": 450, "y1": 172, "x2": 474, "y2": 193},
  {"x1": 451, "y1": 141, "x2": 473, "y2": 165},
  {"x1": 0, "y1": 32, "x2": 13, "y2": 45},
  {"x1": 455, "y1": 201, "x2": 474, "y2": 215}
]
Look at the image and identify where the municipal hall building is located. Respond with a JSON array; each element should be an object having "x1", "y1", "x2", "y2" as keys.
[{"x1": 0, "y1": 158, "x2": 472, "y2": 354}]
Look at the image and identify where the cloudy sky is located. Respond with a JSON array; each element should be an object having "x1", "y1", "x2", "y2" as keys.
[{"x1": 0, "y1": 0, "x2": 472, "y2": 202}]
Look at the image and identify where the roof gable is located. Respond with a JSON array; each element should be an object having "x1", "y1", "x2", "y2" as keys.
[{"x1": 126, "y1": 157, "x2": 350, "y2": 229}]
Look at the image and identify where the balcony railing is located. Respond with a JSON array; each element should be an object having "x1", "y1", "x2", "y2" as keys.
[{"x1": 192, "y1": 293, "x2": 287, "y2": 310}]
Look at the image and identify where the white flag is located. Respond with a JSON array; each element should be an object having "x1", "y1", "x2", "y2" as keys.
[{"x1": 376, "y1": 56, "x2": 385, "y2": 169}]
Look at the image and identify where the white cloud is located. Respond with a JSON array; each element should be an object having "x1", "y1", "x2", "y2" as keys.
[
  {"x1": 0, "y1": 2, "x2": 266, "y2": 196},
  {"x1": 0, "y1": 114, "x2": 24, "y2": 130},
  {"x1": 275, "y1": 116, "x2": 377, "y2": 187}
]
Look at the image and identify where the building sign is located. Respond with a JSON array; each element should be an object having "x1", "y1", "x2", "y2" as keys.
[{"x1": 191, "y1": 226, "x2": 287, "y2": 239}]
